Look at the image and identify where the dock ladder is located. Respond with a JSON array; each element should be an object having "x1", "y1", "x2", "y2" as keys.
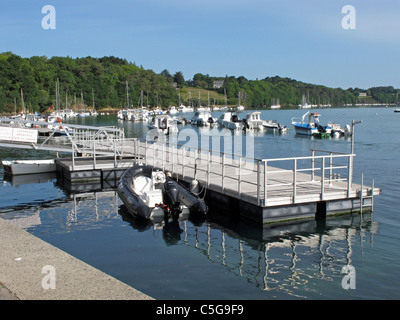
[{"x1": 359, "y1": 172, "x2": 375, "y2": 213}]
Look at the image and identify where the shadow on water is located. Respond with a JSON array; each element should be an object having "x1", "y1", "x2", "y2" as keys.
[
  {"x1": 116, "y1": 189, "x2": 378, "y2": 298},
  {"x1": 0, "y1": 168, "x2": 380, "y2": 298}
]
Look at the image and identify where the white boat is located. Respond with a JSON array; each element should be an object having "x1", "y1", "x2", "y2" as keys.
[
  {"x1": 217, "y1": 112, "x2": 243, "y2": 130},
  {"x1": 117, "y1": 109, "x2": 125, "y2": 120},
  {"x1": 299, "y1": 94, "x2": 312, "y2": 109},
  {"x1": 291, "y1": 112, "x2": 332, "y2": 136},
  {"x1": 168, "y1": 106, "x2": 178, "y2": 114},
  {"x1": 148, "y1": 114, "x2": 178, "y2": 135},
  {"x1": 263, "y1": 120, "x2": 288, "y2": 133},
  {"x1": 2, "y1": 159, "x2": 56, "y2": 175},
  {"x1": 243, "y1": 111, "x2": 264, "y2": 130},
  {"x1": 178, "y1": 105, "x2": 193, "y2": 113},
  {"x1": 243, "y1": 112, "x2": 288, "y2": 132},
  {"x1": 270, "y1": 98, "x2": 281, "y2": 109},
  {"x1": 191, "y1": 110, "x2": 216, "y2": 126}
]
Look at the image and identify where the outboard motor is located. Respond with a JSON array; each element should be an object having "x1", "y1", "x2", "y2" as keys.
[
  {"x1": 163, "y1": 179, "x2": 182, "y2": 218},
  {"x1": 317, "y1": 124, "x2": 326, "y2": 133},
  {"x1": 242, "y1": 119, "x2": 249, "y2": 130}
]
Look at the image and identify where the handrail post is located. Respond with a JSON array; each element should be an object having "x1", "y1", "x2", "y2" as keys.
[
  {"x1": 172, "y1": 144, "x2": 175, "y2": 174},
  {"x1": 207, "y1": 149, "x2": 211, "y2": 188},
  {"x1": 360, "y1": 172, "x2": 364, "y2": 214},
  {"x1": 93, "y1": 139, "x2": 96, "y2": 169},
  {"x1": 222, "y1": 152, "x2": 225, "y2": 191},
  {"x1": 182, "y1": 147, "x2": 185, "y2": 177},
  {"x1": 321, "y1": 157, "x2": 325, "y2": 200},
  {"x1": 72, "y1": 143, "x2": 75, "y2": 171},
  {"x1": 329, "y1": 152, "x2": 333, "y2": 186},
  {"x1": 264, "y1": 160, "x2": 268, "y2": 205},
  {"x1": 347, "y1": 154, "x2": 352, "y2": 197},
  {"x1": 145, "y1": 139, "x2": 148, "y2": 165},
  {"x1": 257, "y1": 160, "x2": 260, "y2": 206},
  {"x1": 238, "y1": 155, "x2": 242, "y2": 199},
  {"x1": 114, "y1": 139, "x2": 117, "y2": 168},
  {"x1": 293, "y1": 159, "x2": 297, "y2": 203},
  {"x1": 311, "y1": 150, "x2": 315, "y2": 181}
]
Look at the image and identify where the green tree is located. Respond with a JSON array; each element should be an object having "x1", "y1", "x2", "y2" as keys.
[{"x1": 173, "y1": 71, "x2": 185, "y2": 88}]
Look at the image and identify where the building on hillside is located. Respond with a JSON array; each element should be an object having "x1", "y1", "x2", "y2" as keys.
[{"x1": 213, "y1": 80, "x2": 224, "y2": 89}]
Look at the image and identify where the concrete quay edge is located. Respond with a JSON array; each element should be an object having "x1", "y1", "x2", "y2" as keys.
[{"x1": 0, "y1": 218, "x2": 153, "y2": 300}]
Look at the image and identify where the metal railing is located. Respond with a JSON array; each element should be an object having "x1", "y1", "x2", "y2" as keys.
[
  {"x1": 123, "y1": 138, "x2": 357, "y2": 206},
  {"x1": 259, "y1": 150, "x2": 355, "y2": 206},
  {"x1": 1, "y1": 117, "x2": 364, "y2": 206}
]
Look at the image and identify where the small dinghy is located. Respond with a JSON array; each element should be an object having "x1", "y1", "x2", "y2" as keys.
[
  {"x1": 2, "y1": 159, "x2": 56, "y2": 175},
  {"x1": 118, "y1": 164, "x2": 207, "y2": 220}
]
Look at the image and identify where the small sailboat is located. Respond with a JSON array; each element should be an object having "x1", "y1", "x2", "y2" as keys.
[
  {"x1": 394, "y1": 92, "x2": 400, "y2": 112},
  {"x1": 270, "y1": 98, "x2": 281, "y2": 109},
  {"x1": 299, "y1": 93, "x2": 312, "y2": 109}
]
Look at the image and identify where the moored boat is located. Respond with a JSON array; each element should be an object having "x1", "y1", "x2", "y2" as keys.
[
  {"x1": 217, "y1": 112, "x2": 243, "y2": 130},
  {"x1": 148, "y1": 114, "x2": 178, "y2": 135},
  {"x1": 191, "y1": 110, "x2": 216, "y2": 126},
  {"x1": 118, "y1": 164, "x2": 207, "y2": 221},
  {"x1": 118, "y1": 165, "x2": 167, "y2": 220},
  {"x1": 2, "y1": 159, "x2": 56, "y2": 175},
  {"x1": 291, "y1": 112, "x2": 332, "y2": 136}
]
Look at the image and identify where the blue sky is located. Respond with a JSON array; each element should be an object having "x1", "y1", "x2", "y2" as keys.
[{"x1": 1, "y1": 0, "x2": 400, "y2": 89}]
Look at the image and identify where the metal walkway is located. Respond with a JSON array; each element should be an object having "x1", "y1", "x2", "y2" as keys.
[
  {"x1": 0, "y1": 117, "x2": 125, "y2": 156},
  {"x1": 0, "y1": 117, "x2": 380, "y2": 224}
]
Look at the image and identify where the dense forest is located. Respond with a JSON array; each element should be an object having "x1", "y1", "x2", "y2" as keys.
[{"x1": 0, "y1": 52, "x2": 397, "y2": 113}]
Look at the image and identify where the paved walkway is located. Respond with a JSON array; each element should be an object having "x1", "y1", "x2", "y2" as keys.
[{"x1": 0, "y1": 218, "x2": 153, "y2": 300}]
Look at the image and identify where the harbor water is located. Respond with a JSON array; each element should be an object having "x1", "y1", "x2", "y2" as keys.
[{"x1": 1, "y1": 107, "x2": 399, "y2": 299}]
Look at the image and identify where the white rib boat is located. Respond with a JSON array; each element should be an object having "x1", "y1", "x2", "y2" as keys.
[{"x1": 2, "y1": 159, "x2": 56, "y2": 175}]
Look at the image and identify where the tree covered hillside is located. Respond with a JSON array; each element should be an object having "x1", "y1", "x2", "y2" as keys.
[
  {"x1": 0, "y1": 52, "x2": 177, "y2": 113},
  {"x1": 0, "y1": 52, "x2": 397, "y2": 113}
]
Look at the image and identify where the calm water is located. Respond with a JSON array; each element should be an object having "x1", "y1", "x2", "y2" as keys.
[{"x1": 1, "y1": 107, "x2": 399, "y2": 300}]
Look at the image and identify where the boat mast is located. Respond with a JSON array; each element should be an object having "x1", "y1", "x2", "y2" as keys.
[
  {"x1": 20, "y1": 88, "x2": 25, "y2": 114},
  {"x1": 126, "y1": 80, "x2": 129, "y2": 108},
  {"x1": 81, "y1": 90, "x2": 84, "y2": 113},
  {"x1": 92, "y1": 89, "x2": 95, "y2": 112}
]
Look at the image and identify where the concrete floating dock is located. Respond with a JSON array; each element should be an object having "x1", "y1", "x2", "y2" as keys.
[
  {"x1": 54, "y1": 139, "x2": 380, "y2": 225},
  {"x1": 0, "y1": 218, "x2": 153, "y2": 300}
]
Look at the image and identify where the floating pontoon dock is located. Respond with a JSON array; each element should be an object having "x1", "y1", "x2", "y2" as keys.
[{"x1": 0, "y1": 118, "x2": 380, "y2": 225}]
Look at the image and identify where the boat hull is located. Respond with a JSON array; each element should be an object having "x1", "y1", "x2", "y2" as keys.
[
  {"x1": 2, "y1": 159, "x2": 56, "y2": 175},
  {"x1": 292, "y1": 124, "x2": 317, "y2": 136},
  {"x1": 118, "y1": 165, "x2": 207, "y2": 220},
  {"x1": 118, "y1": 165, "x2": 165, "y2": 220}
]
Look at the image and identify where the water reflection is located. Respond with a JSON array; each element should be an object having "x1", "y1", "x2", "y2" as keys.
[
  {"x1": 118, "y1": 194, "x2": 378, "y2": 297},
  {"x1": 0, "y1": 171, "x2": 379, "y2": 299}
]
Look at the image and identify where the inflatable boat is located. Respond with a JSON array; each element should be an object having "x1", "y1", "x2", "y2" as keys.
[{"x1": 118, "y1": 164, "x2": 207, "y2": 220}]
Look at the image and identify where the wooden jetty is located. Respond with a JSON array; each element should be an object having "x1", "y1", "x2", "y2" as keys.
[{"x1": 54, "y1": 138, "x2": 380, "y2": 225}]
